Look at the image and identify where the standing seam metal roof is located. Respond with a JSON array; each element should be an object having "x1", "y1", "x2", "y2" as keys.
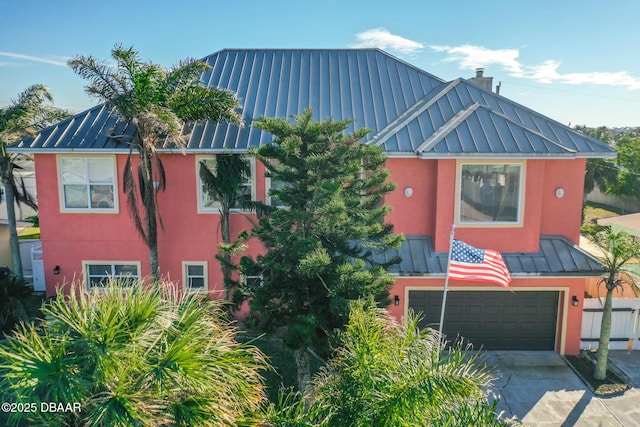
[
  {"x1": 377, "y1": 235, "x2": 604, "y2": 277},
  {"x1": 9, "y1": 48, "x2": 615, "y2": 159}
]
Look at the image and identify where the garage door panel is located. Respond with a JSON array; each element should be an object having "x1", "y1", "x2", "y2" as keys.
[
  {"x1": 465, "y1": 306, "x2": 483, "y2": 316},
  {"x1": 408, "y1": 290, "x2": 559, "y2": 351},
  {"x1": 484, "y1": 306, "x2": 502, "y2": 316}
]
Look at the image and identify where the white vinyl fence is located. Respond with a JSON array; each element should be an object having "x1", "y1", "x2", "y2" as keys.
[{"x1": 581, "y1": 298, "x2": 640, "y2": 350}]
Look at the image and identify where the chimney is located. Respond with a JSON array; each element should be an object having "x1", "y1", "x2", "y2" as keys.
[{"x1": 469, "y1": 68, "x2": 493, "y2": 91}]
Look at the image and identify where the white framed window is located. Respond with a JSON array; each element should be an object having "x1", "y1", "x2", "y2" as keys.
[
  {"x1": 457, "y1": 161, "x2": 525, "y2": 226},
  {"x1": 197, "y1": 156, "x2": 255, "y2": 212},
  {"x1": 59, "y1": 156, "x2": 117, "y2": 211},
  {"x1": 265, "y1": 176, "x2": 289, "y2": 208},
  {"x1": 182, "y1": 261, "x2": 208, "y2": 292},
  {"x1": 82, "y1": 261, "x2": 140, "y2": 290}
]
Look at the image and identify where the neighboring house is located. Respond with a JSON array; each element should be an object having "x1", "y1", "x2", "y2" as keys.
[
  {"x1": 595, "y1": 213, "x2": 640, "y2": 278},
  {"x1": 597, "y1": 213, "x2": 640, "y2": 239},
  {"x1": 0, "y1": 158, "x2": 38, "y2": 222},
  {"x1": 10, "y1": 49, "x2": 615, "y2": 355}
]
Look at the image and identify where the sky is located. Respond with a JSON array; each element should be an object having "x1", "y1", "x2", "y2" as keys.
[{"x1": 1, "y1": 0, "x2": 639, "y2": 128}]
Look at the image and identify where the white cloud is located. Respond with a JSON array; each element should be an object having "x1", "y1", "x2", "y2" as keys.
[
  {"x1": 0, "y1": 51, "x2": 68, "y2": 67},
  {"x1": 430, "y1": 44, "x2": 523, "y2": 75},
  {"x1": 525, "y1": 60, "x2": 640, "y2": 89},
  {"x1": 352, "y1": 28, "x2": 424, "y2": 54},
  {"x1": 429, "y1": 43, "x2": 640, "y2": 90}
]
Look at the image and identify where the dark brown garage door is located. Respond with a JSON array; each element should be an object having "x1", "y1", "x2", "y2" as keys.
[{"x1": 408, "y1": 290, "x2": 559, "y2": 350}]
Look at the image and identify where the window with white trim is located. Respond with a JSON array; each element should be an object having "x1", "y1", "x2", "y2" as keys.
[
  {"x1": 459, "y1": 163, "x2": 523, "y2": 224},
  {"x1": 83, "y1": 262, "x2": 140, "y2": 289},
  {"x1": 183, "y1": 262, "x2": 208, "y2": 291},
  {"x1": 198, "y1": 156, "x2": 254, "y2": 212},
  {"x1": 60, "y1": 157, "x2": 116, "y2": 210},
  {"x1": 266, "y1": 177, "x2": 289, "y2": 208}
]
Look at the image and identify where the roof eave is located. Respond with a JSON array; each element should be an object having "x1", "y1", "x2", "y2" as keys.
[
  {"x1": 391, "y1": 272, "x2": 603, "y2": 278},
  {"x1": 417, "y1": 152, "x2": 579, "y2": 159}
]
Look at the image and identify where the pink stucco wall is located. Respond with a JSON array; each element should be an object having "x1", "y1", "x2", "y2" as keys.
[
  {"x1": 385, "y1": 158, "x2": 586, "y2": 252},
  {"x1": 35, "y1": 152, "x2": 590, "y2": 353},
  {"x1": 35, "y1": 153, "x2": 265, "y2": 296},
  {"x1": 385, "y1": 158, "x2": 437, "y2": 236}
]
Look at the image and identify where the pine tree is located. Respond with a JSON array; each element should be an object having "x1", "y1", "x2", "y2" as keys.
[{"x1": 241, "y1": 109, "x2": 403, "y2": 391}]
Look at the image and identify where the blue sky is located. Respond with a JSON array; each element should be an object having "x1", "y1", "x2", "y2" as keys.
[{"x1": 2, "y1": 0, "x2": 639, "y2": 127}]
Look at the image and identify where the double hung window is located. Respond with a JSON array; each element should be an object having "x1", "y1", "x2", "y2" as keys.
[
  {"x1": 60, "y1": 157, "x2": 116, "y2": 211},
  {"x1": 198, "y1": 156, "x2": 254, "y2": 212}
]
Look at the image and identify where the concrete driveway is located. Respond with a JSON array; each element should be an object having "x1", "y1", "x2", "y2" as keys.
[{"x1": 485, "y1": 351, "x2": 640, "y2": 426}]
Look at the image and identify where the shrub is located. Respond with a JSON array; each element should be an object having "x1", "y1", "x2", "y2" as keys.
[
  {"x1": 0, "y1": 279, "x2": 268, "y2": 426},
  {"x1": 0, "y1": 273, "x2": 33, "y2": 332}
]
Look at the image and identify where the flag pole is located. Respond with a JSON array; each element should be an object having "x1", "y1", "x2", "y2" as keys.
[{"x1": 438, "y1": 225, "x2": 456, "y2": 349}]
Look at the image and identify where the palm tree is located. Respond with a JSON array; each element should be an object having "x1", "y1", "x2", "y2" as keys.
[
  {"x1": 286, "y1": 300, "x2": 514, "y2": 426},
  {"x1": 588, "y1": 227, "x2": 640, "y2": 380},
  {"x1": 0, "y1": 279, "x2": 268, "y2": 426},
  {"x1": 0, "y1": 85, "x2": 70, "y2": 277},
  {"x1": 69, "y1": 45, "x2": 242, "y2": 282}
]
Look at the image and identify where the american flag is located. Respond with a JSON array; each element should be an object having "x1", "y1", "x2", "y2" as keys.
[{"x1": 449, "y1": 240, "x2": 511, "y2": 288}]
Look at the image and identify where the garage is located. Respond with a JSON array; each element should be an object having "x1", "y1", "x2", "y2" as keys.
[{"x1": 408, "y1": 290, "x2": 559, "y2": 350}]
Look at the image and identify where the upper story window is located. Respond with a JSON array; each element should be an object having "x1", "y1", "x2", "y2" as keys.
[
  {"x1": 59, "y1": 156, "x2": 117, "y2": 211},
  {"x1": 197, "y1": 156, "x2": 255, "y2": 212},
  {"x1": 266, "y1": 177, "x2": 288, "y2": 208},
  {"x1": 458, "y1": 162, "x2": 524, "y2": 225}
]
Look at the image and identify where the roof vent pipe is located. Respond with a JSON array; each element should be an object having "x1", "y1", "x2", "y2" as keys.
[{"x1": 475, "y1": 68, "x2": 484, "y2": 78}]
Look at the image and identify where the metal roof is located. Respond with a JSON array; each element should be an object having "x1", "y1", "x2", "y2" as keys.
[
  {"x1": 377, "y1": 235, "x2": 604, "y2": 277},
  {"x1": 10, "y1": 48, "x2": 615, "y2": 159}
]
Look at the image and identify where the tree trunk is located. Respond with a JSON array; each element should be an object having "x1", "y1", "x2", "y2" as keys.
[
  {"x1": 146, "y1": 179, "x2": 160, "y2": 283},
  {"x1": 221, "y1": 208, "x2": 230, "y2": 300},
  {"x1": 146, "y1": 156, "x2": 159, "y2": 283},
  {"x1": 149, "y1": 243, "x2": 159, "y2": 283},
  {"x1": 594, "y1": 286, "x2": 614, "y2": 380},
  {"x1": 294, "y1": 347, "x2": 311, "y2": 394},
  {"x1": 4, "y1": 180, "x2": 23, "y2": 278},
  {"x1": 148, "y1": 196, "x2": 159, "y2": 283}
]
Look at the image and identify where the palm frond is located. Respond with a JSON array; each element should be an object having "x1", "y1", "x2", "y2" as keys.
[
  {"x1": 68, "y1": 55, "x2": 127, "y2": 105},
  {"x1": 123, "y1": 153, "x2": 149, "y2": 245},
  {"x1": 1, "y1": 279, "x2": 269, "y2": 426},
  {"x1": 0, "y1": 84, "x2": 70, "y2": 141},
  {"x1": 11, "y1": 174, "x2": 38, "y2": 210}
]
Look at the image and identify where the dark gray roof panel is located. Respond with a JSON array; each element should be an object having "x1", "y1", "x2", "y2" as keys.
[
  {"x1": 383, "y1": 235, "x2": 603, "y2": 277},
  {"x1": 447, "y1": 80, "x2": 616, "y2": 157},
  {"x1": 10, "y1": 48, "x2": 615, "y2": 159},
  {"x1": 13, "y1": 104, "x2": 135, "y2": 152},
  {"x1": 418, "y1": 105, "x2": 576, "y2": 157}
]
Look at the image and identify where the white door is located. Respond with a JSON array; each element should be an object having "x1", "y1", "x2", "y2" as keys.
[{"x1": 31, "y1": 245, "x2": 45, "y2": 292}]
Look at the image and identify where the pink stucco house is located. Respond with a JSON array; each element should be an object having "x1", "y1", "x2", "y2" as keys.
[{"x1": 11, "y1": 49, "x2": 614, "y2": 354}]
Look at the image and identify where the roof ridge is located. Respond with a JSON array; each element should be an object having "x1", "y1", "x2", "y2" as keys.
[
  {"x1": 456, "y1": 78, "x2": 615, "y2": 155},
  {"x1": 477, "y1": 104, "x2": 577, "y2": 154},
  {"x1": 416, "y1": 101, "x2": 481, "y2": 153},
  {"x1": 369, "y1": 79, "x2": 463, "y2": 148},
  {"x1": 204, "y1": 48, "x2": 447, "y2": 85},
  {"x1": 417, "y1": 102, "x2": 579, "y2": 158}
]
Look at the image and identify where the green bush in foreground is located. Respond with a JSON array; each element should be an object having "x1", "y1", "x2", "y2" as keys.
[
  {"x1": 262, "y1": 300, "x2": 517, "y2": 426},
  {"x1": 0, "y1": 280, "x2": 267, "y2": 427}
]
